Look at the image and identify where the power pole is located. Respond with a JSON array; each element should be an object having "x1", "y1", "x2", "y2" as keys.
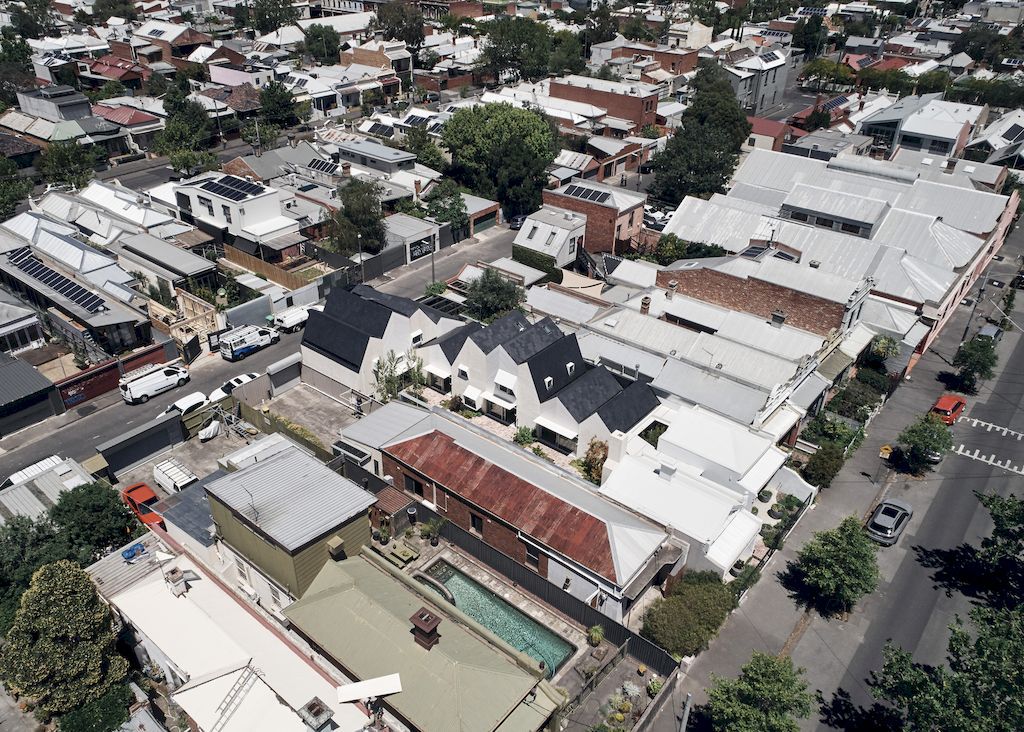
[{"x1": 679, "y1": 692, "x2": 693, "y2": 732}]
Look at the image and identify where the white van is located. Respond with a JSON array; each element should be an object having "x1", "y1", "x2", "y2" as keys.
[
  {"x1": 219, "y1": 325, "x2": 279, "y2": 362},
  {"x1": 273, "y1": 306, "x2": 311, "y2": 333},
  {"x1": 119, "y1": 362, "x2": 190, "y2": 405},
  {"x1": 153, "y1": 457, "x2": 199, "y2": 494}
]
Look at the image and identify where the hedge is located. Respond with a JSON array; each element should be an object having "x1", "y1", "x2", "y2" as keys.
[
  {"x1": 511, "y1": 244, "x2": 563, "y2": 284},
  {"x1": 642, "y1": 572, "x2": 735, "y2": 657}
]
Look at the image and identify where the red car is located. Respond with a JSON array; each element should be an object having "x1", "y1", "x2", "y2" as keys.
[
  {"x1": 122, "y1": 483, "x2": 164, "y2": 529},
  {"x1": 930, "y1": 395, "x2": 967, "y2": 426}
]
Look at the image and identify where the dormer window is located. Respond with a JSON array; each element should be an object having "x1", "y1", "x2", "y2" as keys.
[
  {"x1": 544, "y1": 376, "x2": 553, "y2": 390},
  {"x1": 566, "y1": 362, "x2": 575, "y2": 375}
]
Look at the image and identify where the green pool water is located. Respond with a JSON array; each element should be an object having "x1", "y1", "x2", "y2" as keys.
[{"x1": 426, "y1": 561, "x2": 574, "y2": 676}]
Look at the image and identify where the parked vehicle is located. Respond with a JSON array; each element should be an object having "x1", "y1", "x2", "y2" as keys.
[
  {"x1": 161, "y1": 392, "x2": 210, "y2": 417},
  {"x1": 509, "y1": 214, "x2": 528, "y2": 230},
  {"x1": 153, "y1": 457, "x2": 199, "y2": 494},
  {"x1": 273, "y1": 306, "x2": 311, "y2": 333},
  {"x1": 976, "y1": 323, "x2": 1004, "y2": 344},
  {"x1": 209, "y1": 372, "x2": 259, "y2": 402},
  {"x1": 121, "y1": 483, "x2": 164, "y2": 528},
  {"x1": 218, "y1": 325, "x2": 279, "y2": 362},
  {"x1": 930, "y1": 394, "x2": 967, "y2": 426},
  {"x1": 865, "y1": 499, "x2": 913, "y2": 546},
  {"x1": 119, "y1": 362, "x2": 189, "y2": 405}
]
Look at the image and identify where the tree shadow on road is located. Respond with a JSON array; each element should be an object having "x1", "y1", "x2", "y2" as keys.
[
  {"x1": 777, "y1": 563, "x2": 843, "y2": 618},
  {"x1": 817, "y1": 688, "x2": 903, "y2": 731},
  {"x1": 912, "y1": 543, "x2": 1024, "y2": 609}
]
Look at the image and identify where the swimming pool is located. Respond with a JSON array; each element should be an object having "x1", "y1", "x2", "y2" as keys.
[{"x1": 426, "y1": 561, "x2": 574, "y2": 676}]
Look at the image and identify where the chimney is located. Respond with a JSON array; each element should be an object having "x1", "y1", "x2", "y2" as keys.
[
  {"x1": 640, "y1": 295, "x2": 651, "y2": 315},
  {"x1": 809, "y1": 260, "x2": 821, "y2": 269},
  {"x1": 326, "y1": 535, "x2": 346, "y2": 560},
  {"x1": 297, "y1": 697, "x2": 334, "y2": 732},
  {"x1": 666, "y1": 280, "x2": 678, "y2": 300},
  {"x1": 411, "y1": 607, "x2": 441, "y2": 650},
  {"x1": 288, "y1": 132, "x2": 296, "y2": 147},
  {"x1": 658, "y1": 461, "x2": 677, "y2": 480},
  {"x1": 770, "y1": 309, "x2": 787, "y2": 327},
  {"x1": 341, "y1": 161, "x2": 352, "y2": 177},
  {"x1": 414, "y1": 179, "x2": 422, "y2": 197},
  {"x1": 165, "y1": 567, "x2": 188, "y2": 597}
]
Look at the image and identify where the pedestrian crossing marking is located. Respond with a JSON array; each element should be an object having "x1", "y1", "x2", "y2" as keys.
[
  {"x1": 957, "y1": 417, "x2": 1024, "y2": 440},
  {"x1": 954, "y1": 444, "x2": 1024, "y2": 475}
]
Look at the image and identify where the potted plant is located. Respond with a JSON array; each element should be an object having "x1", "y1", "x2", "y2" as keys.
[
  {"x1": 730, "y1": 559, "x2": 746, "y2": 577},
  {"x1": 636, "y1": 664, "x2": 647, "y2": 677},
  {"x1": 758, "y1": 488, "x2": 772, "y2": 503},
  {"x1": 647, "y1": 677, "x2": 664, "y2": 698},
  {"x1": 379, "y1": 525, "x2": 391, "y2": 545},
  {"x1": 587, "y1": 624, "x2": 605, "y2": 647},
  {"x1": 768, "y1": 502, "x2": 785, "y2": 520}
]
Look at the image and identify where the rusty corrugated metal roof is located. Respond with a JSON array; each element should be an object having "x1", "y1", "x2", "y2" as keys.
[{"x1": 386, "y1": 432, "x2": 619, "y2": 583}]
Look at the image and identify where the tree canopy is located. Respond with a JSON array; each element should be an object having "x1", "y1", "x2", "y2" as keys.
[
  {"x1": 424, "y1": 179, "x2": 468, "y2": 232},
  {"x1": 705, "y1": 652, "x2": 813, "y2": 732},
  {"x1": 376, "y1": 1, "x2": 425, "y2": 50},
  {"x1": 465, "y1": 268, "x2": 524, "y2": 322},
  {"x1": 441, "y1": 104, "x2": 556, "y2": 214},
  {"x1": 39, "y1": 142, "x2": 100, "y2": 189},
  {"x1": 154, "y1": 99, "x2": 213, "y2": 157},
  {"x1": 0, "y1": 158, "x2": 32, "y2": 221},
  {"x1": 49, "y1": 482, "x2": 140, "y2": 564},
  {"x1": 260, "y1": 80, "x2": 299, "y2": 127},
  {"x1": 953, "y1": 338, "x2": 997, "y2": 393},
  {"x1": 788, "y1": 516, "x2": 879, "y2": 616},
  {"x1": 327, "y1": 179, "x2": 387, "y2": 255},
  {"x1": 302, "y1": 23, "x2": 341, "y2": 65},
  {"x1": 404, "y1": 126, "x2": 447, "y2": 173},
  {"x1": 477, "y1": 17, "x2": 552, "y2": 82},
  {"x1": 897, "y1": 414, "x2": 953, "y2": 474},
  {"x1": 650, "y1": 63, "x2": 750, "y2": 204},
  {"x1": 10, "y1": 0, "x2": 56, "y2": 40},
  {"x1": 245, "y1": 0, "x2": 299, "y2": 35},
  {"x1": 642, "y1": 572, "x2": 736, "y2": 657},
  {"x1": 0, "y1": 561, "x2": 128, "y2": 716}
]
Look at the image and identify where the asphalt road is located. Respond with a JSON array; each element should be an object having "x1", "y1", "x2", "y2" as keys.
[{"x1": 0, "y1": 329, "x2": 305, "y2": 480}]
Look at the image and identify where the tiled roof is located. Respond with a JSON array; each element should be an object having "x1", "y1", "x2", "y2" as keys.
[
  {"x1": 92, "y1": 104, "x2": 159, "y2": 127},
  {"x1": 374, "y1": 486, "x2": 412, "y2": 515},
  {"x1": 387, "y1": 431, "x2": 619, "y2": 582},
  {"x1": 200, "y1": 83, "x2": 262, "y2": 113}
]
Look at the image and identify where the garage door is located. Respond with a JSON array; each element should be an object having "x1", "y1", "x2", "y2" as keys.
[{"x1": 474, "y1": 211, "x2": 497, "y2": 233}]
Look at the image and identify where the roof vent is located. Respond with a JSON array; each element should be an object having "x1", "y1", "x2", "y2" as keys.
[
  {"x1": 298, "y1": 697, "x2": 334, "y2": 732},
  {"x1": 566, "y1": 361, "x2": 575, "y2": 375},
  {"x1": 544, "y1": 376, "x2": 554, "y2": 390},
  {"x1": 770, "y1": 309, "x2": 787, "y2": 327},
  {"x1": 410, "y1": 607, "x2": 442, "y2": 651},
  {"x1": 809, "y1": 260, "x2": 821, "y2": 269},
  {"x1": 666, "y1": 280, "x2": 678, "y2": 300},
  {"x1": 658, "y1": 461, "x2": 677, "y2": 480}
]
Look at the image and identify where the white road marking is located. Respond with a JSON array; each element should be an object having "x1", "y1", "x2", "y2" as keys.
[
  {"x1": 954, "y1": 444, "x2": 1024, "y2": 475},
  {"x1": 958, "y1": 417, "x2": 1024, "y2": 440}
]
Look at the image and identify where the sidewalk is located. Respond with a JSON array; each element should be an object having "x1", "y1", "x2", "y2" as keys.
[{"x1": 648, "y1": 240, "x2": 1024, "y2": 730}]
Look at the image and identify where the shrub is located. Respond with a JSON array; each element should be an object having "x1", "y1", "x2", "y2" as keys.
[
  {"x1": 59, "y1": 684, "x2": 132, "y2": 732},
  {"x1": 642, "y1": 573, "x2": 735, "y2": 657},
  {"x1": 801, "y1": 413, "x2": 858, "y2": 449},
  {"x1": 588, "y1": 624, "x2": 605, "y2": 647},
  {"x1": 424, "y1": 281, "x2": 447, "y2": 297},
  {"x1": 621, "y1": 681, "x2": 641, "y2": 698},
  {"x1": 854, "y1": 366, "x2": 890, "y2": 394},
  {"x1": 730, "y1": 564, "x2": 762, "y2": 599},
  {"x1": 647, "y1": 677, "x2": 664, "y2": 697},
  {"x1": 513, "y1": 426, "x2": 534, "y2": 446},
  {"x1": 826, "y1": 380, "x2": 883, "y2": 421},
  {"x1": 802, "y1": 443, "x2": 846, "y2": 488},
  {"x1": 639, "y1": 421, "x2": 667, "y2": 447}
]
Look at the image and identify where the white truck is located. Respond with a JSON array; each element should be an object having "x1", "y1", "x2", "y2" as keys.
[
  {"x1": 272, "y1": 305, "x2": 312, "y2": 333},
  {"x1": 153, "y1": 457, "x2": 199, "y2": 494},
  {"x1": 118, "y1": 362, "x2": 190, "y2": 404},
  {"x1": 218, "y1": 325, "x2": 279, "y2": 362}
]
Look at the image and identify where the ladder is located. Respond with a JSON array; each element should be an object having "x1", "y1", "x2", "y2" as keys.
[{"x1": 209, "y1": 664, "x2": 260, "y2": 732}]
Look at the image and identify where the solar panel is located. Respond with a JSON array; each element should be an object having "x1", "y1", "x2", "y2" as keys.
[
  {"x1": 308, "y1": 158, "x2": 336, "y2": 173},
  {"x1": 149, "y1": 28, "x2": 165, "y2": 37},
  {"x1": 405, "y1": 115, "x2": 429, "y2": 127},
  {"x1": 201, "y1": 180, "x2": 246, "y2": 201},
  {"x1": 761, "y1": 51, "x2": 779, "y2": 62},
  {"x1": 1005, "y1": 123, "x2": 1024, "y2": 142},
  {"x1": 822, "y1": 95, "x2": 849, "y2": 112},
  {"x1": 219, "y1": 175, "x2": 265, "y2": 196},
  {"x1": 7, "y1": 247, "x2": 106, "y2": 313}
]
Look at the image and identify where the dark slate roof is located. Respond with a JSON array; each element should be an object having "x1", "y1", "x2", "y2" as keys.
[
  {"x1": 554, "y1": 366, "x2": 622, "y2": 422},
  {"x1": 422, "y1": 321, "x2": 482, "y2": 363},
  {"x1": 468, "y1": 311, "x2": 530, "y2": 354},
  {"x1": 597, "y1": 381, "x2": 660, "y2": 433},
  {"x1": 153, "y1": 473, "x2": 222, "y2": 548},
  {"x1": 321, "y1": 286, "x2": 392, "y2": 337},
  {"x1": 0, "y1": 132, "x2": 40, "y2": 157},
  {"x1": 353, "y1": 284, "x2": 448, "y2": 323},
  {"x1": 527, "y1": 333, "x2": 586, "y2": 403},
  {"x1": 503, "y1": 317, "x2": 563, "y2": 364},
  {"x1": 302, "y1": 310, "x2": 370, "y2": 371},
  {"x1": 0, "y1": 352, "x2": 54, "y2": 405}
]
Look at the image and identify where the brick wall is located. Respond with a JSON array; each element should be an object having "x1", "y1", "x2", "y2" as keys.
[
  {"x1": 655, "y1": 269, "x2": 846, "y2": 336},
  {"x1": 449, "y1": 0, "x2": 484, "y2": 17},
  {"x1": 542, "y1": 190, "x2": 643, "y2": 254},
  {"x1": 548, "y1": 81, "x2": 658, "y2": 130},
  {"x1": 609, "y1": 46, "x2": 698, "y2": 75},
  {"x1": 381, "y1": 453, "x2": 549, "y2": 577}
]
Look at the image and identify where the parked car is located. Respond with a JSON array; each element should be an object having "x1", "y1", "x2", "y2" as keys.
[
  {"x1": 508, "y1": 214, "x2": 528, "y2": 230},
  {"x1": 1011, "y1": 273, "x2": 1024, "y2": 290},
  {"x1": 865, "y1": 498, "x2": 913, "y2": 546},
  {"x1": 119, "y1": 363, "x2": 189, "y2": 405},
  {"x1": 930, "y1": 394, "x2": 967, "y2": 426},
  {"x1": 273, "y1": 306, "x2": 312, "y2": 333},
  {"x1": 162, "y1": 392, "x2": 210, "y2": 417},
  {"x1": 218, "y1": 325, "x2": 279, "y2": 361},
  {"x1": 209, "y1": 373, "x2": 259, "y2": 403},
  {"x1": 425, "y1": 91, "x2": 440, "y2": 102},
  {"x1": 976, "y1": 323, "x2": 1004, "y2": 345},
  {"x1": 121, "y1": 483, "x2": 164, "y2": 528}
]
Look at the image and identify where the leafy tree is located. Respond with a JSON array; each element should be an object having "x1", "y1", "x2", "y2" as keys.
[
  {"x1": 73, "y1": 8, "x2": 93, "y2": 23},
  {"x1": 0, "y1": 28, "x2": 33, "y2": 107},
  {"x1": 240, "y1": 119, "x2": 281, "y2": 151},
  {"x1": 953, "y1": 338, "x2": 997, "y2": 393},
  {"x1": 897, "y1": 413, "x2": 953, "y2": 474},
  {"x1": 85, "y1": 80, "x2": 128, "y2": 103},
  {"x1": 804, "y1": 108, "x2": 831, "y2": 132},
  {"x1": 376, "y1": 0, "x2": 425, "y2": 50},
  {"x1": 705, "y1": 652, "x2": 813, "y2": 732},
  {"x1": 49, "y1": 483, "x2": 140, "y2": 565},
  {"x1": 167, "y1": 149, "x2": 217, "y2": 176},
  {"x1": 39, "y1": 142, "x2": 100, "y2": 189},
  {"x1": 245, "y1": 0, "x2": 299, "y2": 34},
  {"x1": 789, "y1": 516, "x2": 879, "y2": 616},
  {"x1": 581, "y1": 2, "x2": 618, "y2": 50},
  {"x1": 327, "y1": 179, "x2": 386, "y2": 255},
  {"x1": 871, "y1": 334, "x2": 900, "y2": 360},
  {"x1": 649, "y1": 234, "x2": 726, "y2": 264},
  {"x1": 802, "y1": 442, "x2": 846, "y2": 488},
  {"x1": 260, "y1": 80, "x2": 297, "y2": 127},
  {"x1": 302, "y1": 23, "x2": 341, "y2": 65},
  {"x1": 548, "y1": 30, "x2": 586, "y2": 75},
  {"x1": 373, "y1": 350, "x2": 403, "y2": 402},
  {"x1": 621, "y1": 13, "x2": 655, "y2": 41},
  {"x1": 792, "y1": 16, "x2": 826, "y2": 57},
  {"x1": 977, "y1": 492, "x2": 1024, "y2": 569},
  {"x1": 424, "y1": 179, "x2": 468, "y2": 231},
  {"x1": 872, "y1": 605, "x2": 1024, "y2": 731},
  {"x1": 404, "y1": 126, "x2": 447, "y2": 172},
  {"x1": 11, "y1": 0, "x2": 56, "y2": 40},
  {"x1": 0, "y1": 561, "x2": 128, "y2": 716},
  {"x1": 478, "y1": 17, "x2": 551, "y2": 82},
  {"x1": 441, "y1": 104, "x2": 556, "y2": 213},
  {"x1": 0, "y1": 517, "x2": 69, "y2": 633},
  {"x1": 650, "y1": 63, "x2": 749, "y2": 204},
  {"x1": 438, "y1": 13, "x2": 476, "y2": 36},
  {"x1": 0, "y1": 158, "x2": 32, "y2": 220},
  {"x1": 59, "y1": 683, "x2": 132, "y2": 732},
  {"x1": 802, "y1": 58, "x2": 853, "y2": 91},
  {"x1": 295, "y1": 100, "x2": 313, "y2": 126},
  {"x1": 642, "y1": 572, "x2": 736, "y2": 657},
  {"x1": 465, "y1": 267, "x2": 523, "y2": 322},
  {"x1": 92, "y1": 0, "x2": 136, "y2": 22}
]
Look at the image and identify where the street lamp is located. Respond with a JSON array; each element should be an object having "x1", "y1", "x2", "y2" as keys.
[
  {"x1": 961, "y1": 280, "x2": 987, "y2": 343},
  {"x1": 357, "y1": 232, "x2": 365, "y2": 283}
]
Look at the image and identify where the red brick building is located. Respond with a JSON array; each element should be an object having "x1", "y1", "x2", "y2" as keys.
[
  {"x1": 542, "y1": 179, "x2": 646, "y2": 255},
  {"x1": 547, "y1": 75, "x2": 660, "y2": 133},
  {"x1": 607, "y1": 44, "x2": 699, "y2": 76}
]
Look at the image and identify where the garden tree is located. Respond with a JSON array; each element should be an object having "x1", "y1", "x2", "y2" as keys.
[
  {"x1": 404, "y1": 126, "x2": 447, "y2": 172},
  {"x1": 858, "y1": 68, "x2": 915, "y2": 96},
  {"x1": 801, "y1": 442, "x2": 845, "y2": 488},
  {"x1": 792, "y1": 16, "x2": 826, "y2": 57},
  {"x1": 11, "y1": 0, "x2": 56, "y2": 40},
  {"x1": 154, "y1": 100, "x2": 212, "y2": 156},
  {"x1": 376, "y1": 1, "x2": 425, "y2": 50},
  {"x1": 576, "y1": 439, "x2": 609, "y2": 484},
  {"x1": 916, "y1": 69, "x2": 951, "y2": 94},
  {"x1": 60, "y1": 685, "x2": 133, "y2": 732},
  {"x1": 948, "y1": 76, "x2": 1024, "y2": 108},
  {"x1": 49, "y1": 483, "x2": 140, "y2": 564},
  {"x1": 953, "y1": 338, "x2": 997, "y2": 393},
  {"x1": 804, "y1": 108, "x2": 831, "y2": 132},
  {"x1": 373, "y1": 350, "x2": 403, "y2": 402},
  {"x1": 953, "y1": 23, "x2": 1019, "y2": 64},
  {"x1": 464, "y1": 267, "x2": 523, "y2": 322},
  {"x1": 73, "y1": 8, "x2": 93, "y2": 23},
  {"x1": 0, "y1": 561, "x2": 128, "y2": 716},
  {"x1": 621, "y1": 13, "x2": 655, "y2": 41},
  {"x1": 705, "y1": 652, "x2": 813, "y2": 732},
  {"x1": 641, "y1": 572, "x2": 736, "y2": 657},
  {"x1": 260, "y1": 80, "x2": 298, "y2": 127},
  {"x1": 92, "y1": 0, "x2": 136, "y2": 22},
  {"x1": 419, "y1": 49, "x2": 440, "y2": 70},
  {"x1": 872, "y1": 605, "x2": 1024, "y2": 731},
  {"x1": 477, "y1": 17, "x2": 551, "y2": 82},
  {"x1": 327, "y1": 179, "x2": 386, "y2": 254},
  {"x1": 871, "y1": 334, "x2": 900, "y2": 360},
  {"x1": 168, "y1": 150, "x2": 219, "y2": 177},
  {"x1": 790, "y1": 516, "x2": 879, "y2": 615},
  {"x1": 0, "y1": 158, "x2": 32, "y2": 220},
  {"x1": 302, "y1": 23, "x2": 341, "y2": 65},
  {"x1": 245, "y1": 0, "x2": 299, "y2": 34},
  {"x1": 650, "y1": 234, "x2": 726, "y2": 264},
  {"x1": 548, "y1": 30, "x2": 586, "y2": 75},
  {"x1": 0, "y1": 517, "x2": 69, "y2": 633},
  {"x1": 441, "y1": 104, "x2": 556, "y2": 214},
  {"x1": 424, "y1": 179, "x2": 468, "y2": 231},
  {"x1": 580, "y1": 2, "x2": 618, "y2": 51},
  {"x1": 897, "y1": 413, "x2": 953, "y2": 474},
  {"x1": 802, "y1": 58, "x2": 853, "y2": 90},
  {"x1": 240, "y1": 119, "x2": 281, "y2": 150},
  {"x1": 0, "y1": 29, "x2": 33, "y2": 107},
  {"x1": 651, "y1": 63, "x2": 749, "y2": 204},
  {"x1": 39, "y1": 142, "x2": 100, "y2": 189},
  {"x1": 86, "y1": 80, "x2": 128, "y2": 102},
  {"x1": 295, "y1": 100, "x2": 313, "y2": 126}
]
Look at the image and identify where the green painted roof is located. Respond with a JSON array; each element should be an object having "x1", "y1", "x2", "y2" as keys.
[{"x1": 285, "y1": 556, "x2": 559, "y2": 732}]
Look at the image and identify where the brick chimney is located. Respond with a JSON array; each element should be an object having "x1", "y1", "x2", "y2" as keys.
[
  {"x1": 640, "y1": 295, "x2": 651, "y2": 315},
  {"x1": 666, "y1": 280, "x2": 677, "y2": 300},
  {"x1": 411, "y1": 607, "x2": 441, "y2": 650},
  {"x1": 297, "y1": 697, "x2": 334, "y2": 732},
  {"x1": 414, "y1": 179, "x2": 422, "y2": 197}
]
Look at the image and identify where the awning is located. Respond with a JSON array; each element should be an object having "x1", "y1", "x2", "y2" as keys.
[
  {"x1": 817, "y1": 349, "x2": 854, "y2": 383},
  {"x1": 260, "y1": 231, "x2": 308, "y2": 251},
  {"x1": 425, "y1": 363, "x2": 451, "y2": 379},
  {"x1": 462, "y1": 385, "x2": 482, "y2": 405},
  {"x1": 839, "y1": 323, "x2": 876, "y2": 359},
  {"x1": 705, "y1": 511, "x2": 761, "y2": 571},
  {"x1": 738, "y1": 447, "x2": 787, "y2": 494},
  {"x1": 494, "y1": 369, "x2": 517, "y2": 390},
  {"x1": 533, "y1": 415, "x2": 578, "y2": 441},
  {"x1": 760, "y1": 404, "x2": 802, "y2": 441},
  {"x1": 337, "y1": 674, "x2": 402, "y2": 704},
  {"x1": 902, "y1": 320, "x2": 930, "y2": 347},
  {"x1": 482, "y1": 390, "x2": 516, "y2": 410}
]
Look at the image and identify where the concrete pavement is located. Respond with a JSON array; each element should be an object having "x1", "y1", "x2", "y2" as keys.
[{"x1": 649, "y1": 230, "x2": 1024, "y2": 730}]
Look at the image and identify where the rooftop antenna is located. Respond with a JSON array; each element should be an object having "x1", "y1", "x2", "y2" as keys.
[{"x1": 241, "y1": 482, "x2": 259, "y2": 525}]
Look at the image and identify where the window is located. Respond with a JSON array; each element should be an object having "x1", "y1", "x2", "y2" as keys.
[
  {"x1": 411, "y1": 330, "x2": 423, "y2": 345},
  {"x1": 470, "y1": 513, "x2": 483, "y2": 535},
  {"x1": 222, "y1": 205, "x2": 232, "y2": 224},
  {"x1": 197, "y1": 195, "x2": 214, "y2": 216},
  {"x1": 236, "y1": 561, "x2": 250, "y2": 584},
  {"x1": 568, "y1": 236, "x2": 576, "y2": 254},
  {"x1": 566, "y1": 362, "x2": 575, "y2": 375},
  {"x1": 814, "y1": 216, "x2": 836, "y2": 229},
  {"x1": 789, "y1": 211, "x2": 808, "y2": 222},
  {"x1": 544, "y1": 376, "x2": 553, "y2": 390},
  {"x1": 841, "y1": 222, "x2": 861, "y2": 234},
  {"x1": 405, "y1": 474, "x2": 425, "y2": 497},
  {"x1": 457, "y1": 366, "x2": 468, "y2": 380},
  {"x1": 269, "y1": 584, "x2": 283, "y2": 608},
  {"x1": 496, "y1": 383, "x2": 515, "y2": 398},
  {"x1": 748, "y1": 136, "x2": 756, "y2": 146},
  {"x1": 526, "y1": 225, "x2": 537, "y2": 239},
  {"x1": 526, "y1": 544, "x2": 540, "y2": 570}
]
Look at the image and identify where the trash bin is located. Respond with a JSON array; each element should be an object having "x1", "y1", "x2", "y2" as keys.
[{"x1": 407, "y1": 506, "x2": 418, "y2": 525}]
